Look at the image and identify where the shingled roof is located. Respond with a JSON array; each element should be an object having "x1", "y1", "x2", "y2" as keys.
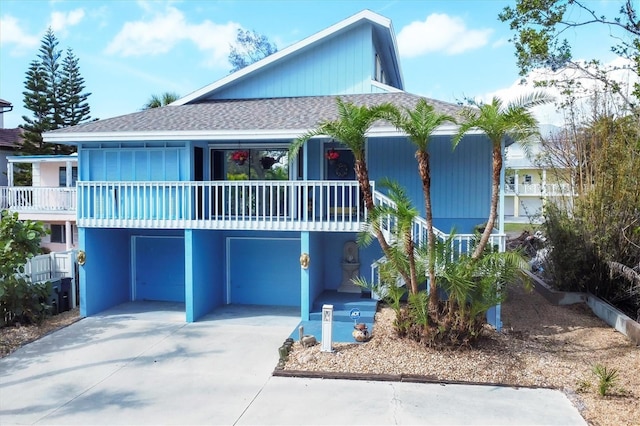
[
  {"x1": 46, "y1": 92, "x2": 464, "y2": 137},
  {"x1": 0, "y1": 128, "x2": 23, "y2": 149}
]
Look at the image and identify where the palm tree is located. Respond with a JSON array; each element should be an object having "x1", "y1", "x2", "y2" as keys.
[
  {"x1": 390, "y1": 98, "x2": 456, "y2": 309},
  {"x1": 290, "y1": 98, "x2": 412, "y2": 287},
  {"x1": 359, "y1": 178, "x2": 423, "y2": 295},
  {"x1": 453, "y1": 93, "x2": 552, "y2": 259},
  {"x1": 142, "y1": 92, "x2": 180, "y2": 110}
]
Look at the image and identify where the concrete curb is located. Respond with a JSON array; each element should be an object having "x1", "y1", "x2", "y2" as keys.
[
  {"x1": 524, "y1": 270, "x2": 640, "y2": 346},
  {"x1": 272, "y1": 368, "x2": 555, "y2": 390}
]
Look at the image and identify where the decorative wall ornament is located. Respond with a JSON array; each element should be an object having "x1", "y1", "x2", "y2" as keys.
[
  {"x1": 77, "y1": 250, "x2": 86, "y2": 266},
  {"x1": 299, "y1": 253, "x2": 310, "y2": 269}
]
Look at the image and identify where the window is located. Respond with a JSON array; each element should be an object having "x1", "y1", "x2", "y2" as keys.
[
  {"x1": 50, "y1": 224, "x2": 72, "y2": 244},
  {"x1": 374, "y1": 53, "x2": 386, "y2": 83},
  {"x1": 506, "y1": 176, "x2": 515, "y2": 185},
  {"x1": 59, "y1": 167, "x2": 78, "y2": 187},
  {"x1": 524, "y1": 175, "x2": 533, "y2": 184},
  {"x1": 218, "y1": 149, "x2": 289, "y2": 181}
]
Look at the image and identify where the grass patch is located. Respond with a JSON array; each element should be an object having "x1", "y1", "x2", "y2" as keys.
[{"x1": 503, "y1": 222, "x2": 540, "y2": 234}]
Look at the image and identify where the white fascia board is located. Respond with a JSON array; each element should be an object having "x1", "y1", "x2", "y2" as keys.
[
  {"x1": 371, "y1": 80, "x2": 402, "y2": 92},
  {"x1": 7, "y1": 155, "x2": 78, "y2": 164},
  {"x1": 43, "y1": 124, "x2": 484, "y2": 144},
  {"x1": 43, "y1": 129, "x2": 317, "y2": 143},
  {"x1": 173, "y1": 10, "x2": 392, "y2": 106},
  {"x1": 366, "y1": 124, "x2": 484, "y2": 138},
  {"x1": 385, "y1": 20, "x2": 404, "y2": 88}
]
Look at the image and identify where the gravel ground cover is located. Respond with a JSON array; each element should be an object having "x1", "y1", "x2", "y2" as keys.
[{"x1": 283, "y1": 285, "x2": 639, "y2": 426}]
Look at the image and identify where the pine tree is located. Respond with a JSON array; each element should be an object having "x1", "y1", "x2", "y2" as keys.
[
  {"x1": 20, "y1": 28, "x2": 92, "y2": 157},
  {"x1": 21, "y1": 60, "x2": 53, "y2": 155},
  {"x1": 60, "y1": 48, "x2": 91, "y2": 127}
]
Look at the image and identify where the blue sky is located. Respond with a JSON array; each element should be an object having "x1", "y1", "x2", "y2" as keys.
[{"x1": 0, "y1": 0, "x2": 626, "y2": 129}]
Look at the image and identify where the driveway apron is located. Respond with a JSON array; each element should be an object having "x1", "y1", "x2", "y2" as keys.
[
  {"x1": 0, "y1": 303, "x2": 300, "y2": 425},
  {"x1": 0, "y1": 302, "x2": 586, "y2": 425}
]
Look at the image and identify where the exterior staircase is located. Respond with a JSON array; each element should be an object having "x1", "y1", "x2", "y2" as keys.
[{"x1": 291, "y1": 290, "x2": 378, "y2": 343}]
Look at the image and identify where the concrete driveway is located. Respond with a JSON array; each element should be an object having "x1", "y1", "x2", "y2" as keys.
[{"x1": 0, "y1": 302, "x2": 586, "y2": 425}]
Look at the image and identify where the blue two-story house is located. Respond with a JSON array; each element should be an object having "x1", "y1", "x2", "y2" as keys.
[{"x1": 44, "y1": 10, "x2": 505, "y2": 326}]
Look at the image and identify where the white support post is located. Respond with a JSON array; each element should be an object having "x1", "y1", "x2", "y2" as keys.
[
  {"x1": 66, "y1": 160, "x2": 73, "y2": 187},
  {"x1": 70, "y1": 250, "x2": 77, "y2": 308},
  {"x1": 7, "y1": 162, "x2": 13, "y2": 187},
  {"x1": 65, "y1": 220, "x2": 72, "y2": 251},
  {"x1": 321, "y1": 304, "x2": 333, "y2": 352},
  {"x1": 498, "y1": 140, "x2": 506, "y2": 235}
]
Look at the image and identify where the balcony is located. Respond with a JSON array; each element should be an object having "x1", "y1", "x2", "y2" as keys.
[
  {"x1": 77, "y1": 180, "x2": 368, "y2": 232},
  {"x1": 505, "y1": 183, "x2": 574, "y2": 197},
  {"x1": 0, "y1": 186, "x2": 77, "y2": 214}
]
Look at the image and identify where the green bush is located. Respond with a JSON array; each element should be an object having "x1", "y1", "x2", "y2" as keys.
[
  {"x1": 542, "y1": 205, "x2": 604, "y2": 293},
  {"x1": 0, "y1": 278, "x2": 52, "y2": 326},
  {"x1": 0, "y1": 209, "x2": 49, "y2": 326}
]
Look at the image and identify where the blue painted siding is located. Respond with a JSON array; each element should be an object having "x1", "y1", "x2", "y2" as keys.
[
  {"x1": 367, "y1": 135, "x2": 491, "y2": 233},
  {"x1": 228, "y1": 237, "x2": 301, "y2": 306},
  {"x1": 79, "y1": 144, "x2": 189, "y2": 181},
  {"x1": 79, "y1": 228, "x2": 130, "y2": 316},
  {"x1": 308, "y1": 232, "x2": 324, "y2": 302},
  {"x1": 212, "y1": 24, "x2": 374, "y2": 100},
  {"x1": 133, "y1": 236, "x2": 185, "y2": 302},
  {"x1": 186, "y1": 230, "x2": 224, "y2": 322}
]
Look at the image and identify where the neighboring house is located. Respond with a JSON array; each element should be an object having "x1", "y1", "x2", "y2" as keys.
[
  {"x1": 2, "y1": 155, "x2": 78, "y2": 252},
  {"x1": 0, "y1": 98, "x2": 20, "y2": 187},
  {"x1": 504, "y1": 129, "x2": 574, "y2": 222},
  {"x1": 43, "y1": 10, "x2": 506, "y2": 326}
]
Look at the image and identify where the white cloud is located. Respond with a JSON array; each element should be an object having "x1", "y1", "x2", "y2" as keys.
[
  {"x1": 397, "y1": 13, "x2": 493, "y2": 57},
  {"x1": 492, "y1": 38, "x2": 508, "y2": 48},
  {"x1": 105, "y1": 5, "x2": 240, "y2": 68},
  {"x1": 49, "y1": 8, "x2": 85, "y2": 35},
  {"x1": 478, "y1": 58, "x2": 639, "y2": 126},
  {"x1": 0, "y1": 15, "x2": 40, "y2": 54}
]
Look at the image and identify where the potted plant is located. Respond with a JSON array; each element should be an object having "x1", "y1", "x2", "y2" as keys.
[
  {"x1": 231, "y1": 150, "x2": 249, "y2": 165},
  {"x1": 260, "y1": 156, "x2": 276, "y2": 170},
  {"x1": 325, "y1": 148, "x2": 340, "y2": 165}
]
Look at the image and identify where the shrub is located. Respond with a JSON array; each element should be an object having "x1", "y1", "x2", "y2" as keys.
[
  {"x1": 0, "y1": 278, "x2": 52, "y2": 326},
  {"x1": 0, "y1": 210, "x2": 49, "y2": 326}
]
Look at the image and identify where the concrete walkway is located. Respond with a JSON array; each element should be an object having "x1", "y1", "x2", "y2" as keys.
[{"x1": 0, "y1": 302, "x2": 586, "y2": 425}]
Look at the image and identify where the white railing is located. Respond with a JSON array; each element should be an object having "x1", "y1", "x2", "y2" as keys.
[
  {"x1": 505, "y1": 183, "x2": 574, "y2": 196},
  {"x1": 370, "y1": 190, "x2": 506, "y2": 294},
  {"x1": 24, "y1": 250, "x2": 78, "y2": 309},
  {"x1": 372, "y1": 190, "x2": 506, "y2": 254},
  {"x1": 77, "y1": 180, "x2": 368, "y2": 232},
  {"x1": 0, "y1": 186, "x2": 77, "y2": 212}
]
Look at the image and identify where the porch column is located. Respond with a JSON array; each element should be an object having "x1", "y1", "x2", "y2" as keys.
[
  {"x1": 66, "y1": 160, "x2": 73, "y2": 187},
  {"x1": 498, "y1": 140, "x2": 505, "y2": 235},
  {"x1": 7, "y1": 161, "x2": 13, "y2": 187},
  {"x1": 300, "y1": 232, "x2": 310, "y2": 321},
  {"x1": 513, "y1": 170, "x2": 520, "y2": 218},
  {"x1": 65, "y1": 220, "x2": 72, "y2": 251}
]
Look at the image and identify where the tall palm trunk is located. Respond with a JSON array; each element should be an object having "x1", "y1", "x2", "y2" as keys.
[
  {"x1": 472, "y1": 144, "x2": 502, "y2": 259},
  {"x1": 355, "y1": 157, "x2": 413, "y2": 290},
  {"x1": 416, "y1": 150, "x2": 438, "y2": 310}
]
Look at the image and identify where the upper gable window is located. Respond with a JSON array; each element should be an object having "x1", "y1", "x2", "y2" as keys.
[{"x1": 374, "y1": 53, "x2": 386, "y2": 84}]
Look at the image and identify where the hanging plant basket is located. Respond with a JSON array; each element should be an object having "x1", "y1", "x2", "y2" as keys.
[
  {"x1": 260, "y1": 156, "x2": 276, "y2": 170},
  {"x1": 231, "y1": 150, "x2": 249, "y2": 166},
  {"x1": 325, "y1": 148, "x2": 340, "y2": 164}
]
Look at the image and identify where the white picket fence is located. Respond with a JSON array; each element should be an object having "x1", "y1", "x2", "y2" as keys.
[{"x1": 24, "y1": 250, "x2": 78, "y2": 309}]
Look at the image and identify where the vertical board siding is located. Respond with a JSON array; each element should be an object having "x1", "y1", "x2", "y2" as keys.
[
  {"x1": 213, "y1": 25, "x2": 373, "y2": 99},
  {"x1": 80, "y1": 145, "x2": 188, "y2": 182},
  {"x1": 367, "y1": 135, "x2": 491, "y2": 233}
]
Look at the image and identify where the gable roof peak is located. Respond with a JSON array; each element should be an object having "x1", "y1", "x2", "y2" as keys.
[{"x1": 173, "y1": 9, "x2": 399, "y2": 106}]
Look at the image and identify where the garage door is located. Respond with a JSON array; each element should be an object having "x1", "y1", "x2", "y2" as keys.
[
  {"x1": 133, "y1": 236, "x2": 185, "y2": 302},
  {"x1": 228, "y1": 238, "x2": 300, "y2": 306}
]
